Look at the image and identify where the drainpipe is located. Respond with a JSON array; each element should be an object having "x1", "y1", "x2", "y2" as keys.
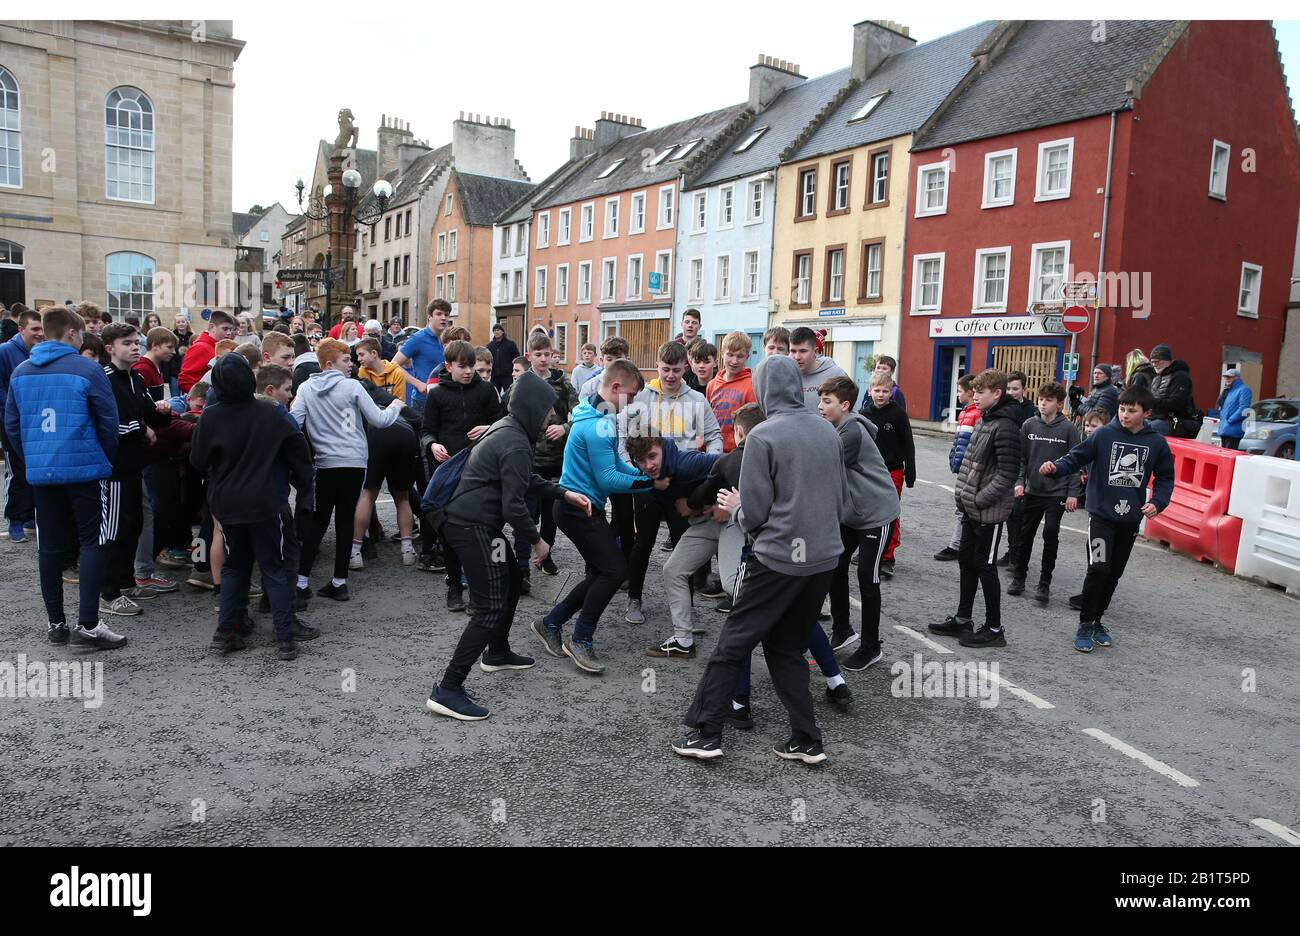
[{"x1": 1089, "y1": 110, "x2": 1118, "y2": 378}]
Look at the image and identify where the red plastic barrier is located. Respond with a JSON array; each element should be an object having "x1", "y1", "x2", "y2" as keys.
[{"x1": 1143, "y1": 438, "x2": 1248, "y2": 571}]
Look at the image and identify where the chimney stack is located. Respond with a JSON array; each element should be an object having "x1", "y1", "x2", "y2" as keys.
[
  {"x1": 570, "y1": 126, "x2": 597, "y2": 162},
  {"x1": 749, "y1": 53, "x2": 806, "y2": 111},
  {"x1": 594, "y1": 112, "x2": 644, "y2": 152},
  {"x1": 377, "y1": 115, "x2": 415, "y2": 178},
  {"x1": 452, "y1": 111, "x2": 520, "y2": 178},
  {"x1": 851, "y1": 19, "x2": 916, "y2": 82}
]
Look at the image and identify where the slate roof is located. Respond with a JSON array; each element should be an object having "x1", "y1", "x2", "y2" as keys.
[
  {"x1": 232, "y1": 211, "x2": 260, "y2": 237},
  {"x1": 914, "y1": 20, "x2": 1185, "y2": 151},
  {"x1": 688, "y1": 68, "x2": 853, "y2": 188},
  {"x1": 497, "y1": 154, "x2": 593, "y2": 225},
  {"x1": 787, "y1": 21, "x2": 1000, "y2": 163},
  {"x1": 536, "y1": 103, "x2": 751, "y2": 209},
  {"x1": 353, "y1": 142, "x2": 453, "y2": 216},
  {"x1": 455, "y1": 171, "x2": 537, "y2": 227}
]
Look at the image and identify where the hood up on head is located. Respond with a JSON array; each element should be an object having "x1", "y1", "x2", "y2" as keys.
[
  {"x1": 508, "y1": 369, "x2": 558, "y2": 445},
  {"x1": 211, "y1": 352, "x2": 255, "y2": 403},
  {"x1": 752, "y1": 354, "x2": 804, "y2": 417}
]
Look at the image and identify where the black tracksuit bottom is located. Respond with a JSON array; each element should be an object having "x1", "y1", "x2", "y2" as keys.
[
  {"x1": 1012, "y1": 493, "x2": 1065, "y2": 583},
  {"x1": 299, "y1": 467, "x2": 365, "y2": 582},
  {"x1": 438, "y1": 522, "x2": 524, "y2": 691},
  {"x1": 1080, "y1": 514, "x2": 1138, "y2": 625},
  {"x1": 684, "y1": 556, "x2": 833, "y2": 743},
  {"x1": 957, "y1": 515, "x2": 1002, "y2": 630}
]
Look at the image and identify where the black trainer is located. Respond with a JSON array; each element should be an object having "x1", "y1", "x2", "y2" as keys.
[
  {"x1": 714, "y1": 595, "x2": 733, "y2": 613},
  {"x1": 842, "y1": 646, "x2": 883, "y2": 671},
  {"x1": 317, "y1": 582, "x2": 349, "y2": 601},
  {"x1": 479, "y1": 649, "x2": 536, "y2": 672},
  {"x1": 880, "y1": 558, "x2": 895, "y2": 579},
  {"x1": 933, "y1": 547, "x2": 960, "y2": 561},
  {"x1": 276, "y1": 639, "x2": 298, "y2": 661},
  {"x1": 540, "y1": 555, "x2": 558, "y2": 576},
  {"x1": 1006, "y1": 578, "x2": 1025, "y2": 596},
  {"x1": 646, "y1": 636, "x2": 696, "y2": 659},
  {"x1": 671, "y1": 730, "x2": 723, "y2": 760},
  {"x1": 212, "y1": 628, "x2": 246, "y2": 653},
  {"x1": 826, "y1": 683, "x2": 853, "y2": 712},
  {"x1": 295, "y1": 586, "x2": 313, "y2": 609},
  {"x1": 291, "y1": 616, "x2": 321, "y2": 641},
  {"x1": 959, "y1": 625, "x2": 1007, "y2": 648},
  {"x1": 996, "y1": 553, "x2": 1011, "y2": 567},
  {"x1": 1068, "y1": 594, "x2": 1083, "y2": 610},
  {"x1": 519, "y1": 574, "x2": 532, "y2": 595},
  {"x1": 831, "y1": 629, "x2": 859, "y2": 652},
  {"x1": 929, "y1": 616, "x2": 973, "y2": 636},
  {"x1": 1032, "y1": 581, "x2": 1051, "y2": 604},
  {"x1": 699, "y1": 575, "x2": 726, "y2": 599},
  {"x1": 774, "y1": 738, "x2": 827, "y2": 765},
  {"x1": 47, "y1": 622, "x2": 70, "y2": 645},
  {"x1": 446, "y1": 587, "x2": 466, "y2": 613},
  {"x1": 725, "y1": 700, "x2": 754, "y2": 730}
]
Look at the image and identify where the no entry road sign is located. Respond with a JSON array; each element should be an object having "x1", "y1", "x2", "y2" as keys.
[{"x1": 1062, "y1": 305, "x2": 1090, "y2": 334}]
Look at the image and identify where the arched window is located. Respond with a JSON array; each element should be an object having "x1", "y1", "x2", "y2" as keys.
[
  {"x1": 105, "y1": 86, "x2": 154, "y2": 203},
  {"x1": 0, "y1": 67, "x2": 20, "y2": 188},
  {"x1": 0, "y1": 239, "x2": 23, "y2": 267},
  {"x1": 106, "y1": 251, "x2": 155, "y2": 317}
]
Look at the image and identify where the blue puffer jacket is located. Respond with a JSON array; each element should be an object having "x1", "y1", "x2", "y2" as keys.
[
  {"x1": 0, "y1": 331, "x2": 31, "y2": 415},
  {"x1": 1216, "y1": 379, "x2": 1252, "y2": 440},
  {"x1": 3, "y1": 340, "x2": 119, "y2": 485}
]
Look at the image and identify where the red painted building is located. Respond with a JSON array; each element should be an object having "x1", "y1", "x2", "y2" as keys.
[{"x1": 898, "y1": 20, "x2": 1300, "y2": 422}]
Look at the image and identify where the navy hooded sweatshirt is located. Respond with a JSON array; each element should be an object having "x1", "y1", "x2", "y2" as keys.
[{"x1": 1050, "y1": 417, "x2": 1175, "y2": 526}]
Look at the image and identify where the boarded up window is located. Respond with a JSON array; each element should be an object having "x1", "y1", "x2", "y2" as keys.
[
  {"x1": 618, "y1": 318, "x2": 671, "y2": 370},
  {"x1": 992, "y1": 345, "x2": 1058, "y2": 400}
]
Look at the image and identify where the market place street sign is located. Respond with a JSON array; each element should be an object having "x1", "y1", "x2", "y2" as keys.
[{"x1": 927, "y1": 315, "x2": 1068, "y2": 338}]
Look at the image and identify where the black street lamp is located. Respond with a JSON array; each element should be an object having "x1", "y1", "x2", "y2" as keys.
[{"x1": 294, "y1": 172, "x2": 392, "y2": 330}]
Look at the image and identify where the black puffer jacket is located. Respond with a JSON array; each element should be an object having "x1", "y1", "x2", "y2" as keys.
[
  {"x1": 1150, "y1": 360, "x2": 1196, "y2": 422},
  {"x1": 954, "y1": 396, "x2": 1021, "y2": 524},
  {"x1": 1127, "y1": 362, "x2": 1157, "y2": 392}
]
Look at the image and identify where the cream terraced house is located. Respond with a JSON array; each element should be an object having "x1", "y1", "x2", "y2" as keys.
[{"x1": 0, "y1": 20, "x2": 243, "y2": 316}]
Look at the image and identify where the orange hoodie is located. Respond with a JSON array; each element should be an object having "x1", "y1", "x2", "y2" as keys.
[{"x1": 706, "y1": 367, "x2": 756, "y2": 452}]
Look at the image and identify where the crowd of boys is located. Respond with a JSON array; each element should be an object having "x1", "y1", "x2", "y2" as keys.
[{"x1": 3, "y1": 299, "x2": 1177, "y2": 763}]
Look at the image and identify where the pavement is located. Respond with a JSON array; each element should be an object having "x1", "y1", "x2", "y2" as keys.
[{"x1": 2, "y1": 433, "x2": 1298, "y2": 846}]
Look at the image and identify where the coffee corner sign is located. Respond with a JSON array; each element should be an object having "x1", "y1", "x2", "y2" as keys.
[{"x1": 928, "y1": 315, "x2": 1068, "y2": 339}]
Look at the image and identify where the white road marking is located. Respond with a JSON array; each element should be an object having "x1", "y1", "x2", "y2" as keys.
[
  {"x1": 1251, "y1": 818, "x2": 1300, "y2": 846},
  {"x1": 891, "y1": 624, "x2": 954, "y2": 655},
  {"x1": 1059, "y1": 524, "x2": 1164, "y2": 553},
  {"x1": 915, "y1": 478, "x2": 955, "y2": 493},
  {"x1": 984, "y1": 670, "x2": 1055, "y2": 710},
  {"x1": 1082, "y1": 728, "x2": 1200, "y2": 788}
]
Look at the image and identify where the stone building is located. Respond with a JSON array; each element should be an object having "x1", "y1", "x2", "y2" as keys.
[{"x1": 0, "y1": 20, "x2": 243, "y2": 316}]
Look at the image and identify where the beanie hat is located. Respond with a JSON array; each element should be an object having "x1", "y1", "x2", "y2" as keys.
[{"x1": 1150, "y1": 344, "x2": 1173, "y2": 361}]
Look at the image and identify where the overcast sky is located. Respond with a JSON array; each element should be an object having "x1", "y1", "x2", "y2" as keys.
[{"x1": 230, "y1": 6, "x2": 1300, "y2": 214}]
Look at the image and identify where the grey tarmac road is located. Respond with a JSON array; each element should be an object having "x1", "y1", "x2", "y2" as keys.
[{"x1": 1, "y1": 433, "x2": 1297, "y2": 846}]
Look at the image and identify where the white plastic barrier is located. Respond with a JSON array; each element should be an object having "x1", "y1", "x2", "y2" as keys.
[{"x1": 1229, "y1": 453, "x2": 1300, "y2": 595}]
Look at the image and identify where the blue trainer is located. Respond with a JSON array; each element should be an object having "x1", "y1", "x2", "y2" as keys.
[
  {"x1": 1091, "y1": 622, "x2": 1113, "y2": 648},
  {"x1": 1073, "y1": 622, "x2": 1095, "y2": 653},
  {"x1": 8, "y1": 522, "x2": 28, "y2": 543},
  {"x1": 425, "y1": 686, "x2": 489, "y2": 721}
]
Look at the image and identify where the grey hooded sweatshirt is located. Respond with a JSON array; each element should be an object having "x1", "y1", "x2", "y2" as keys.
[
  {"x1": 798, "y1": 355, "x2": 847, "y2": 411},
  {"x1": 444, "y1": 370, "x2": 569, "y2": 543},
  {"x1": 289, "y1": 368, "x2": 401, "y2": 468},
  {"x1": 738, "y1": 355, "x2": 848, "y2": 576},
  {"x1": 836, "y1": 412, "x2": 901, "y2": 530}
]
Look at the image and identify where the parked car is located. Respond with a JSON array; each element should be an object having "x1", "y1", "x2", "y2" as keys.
[{"x1": 1238, "y1": 397, "x2": 1298, "y2": 460}]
